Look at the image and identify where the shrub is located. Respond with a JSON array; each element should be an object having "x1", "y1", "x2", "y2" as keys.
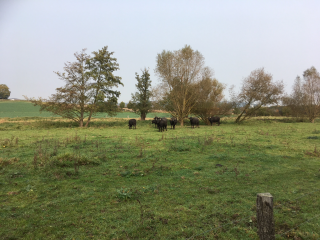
[{"x1": 51, "y1": 153, "x2": 100, "y2": 168}]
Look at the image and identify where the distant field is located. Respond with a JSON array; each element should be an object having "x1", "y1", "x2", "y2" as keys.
[
  {"x1": 0, "y1": 101, "x2": 171, "y2": 118},
  {"x1": 103, "y1": 111, "x2": 171, "y2": 119},
  {"x1": 0, "y1": 101, "x2": 56, "y2": 118}
]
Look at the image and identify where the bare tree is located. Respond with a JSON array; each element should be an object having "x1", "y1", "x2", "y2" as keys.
[
  {"x1": 150, "y1": 84, "x2": 164, "y2": 111},
  {"x1": 302, "y1": 66, "x2": 320, "y2": 123},
  {"x1": 215, "y1": 100, "x2": 235, "y2": 115},
  {"x1": 282, "y1": 76, "x2": 306, "y2": 119},
  {"x1": 235, "y1": 68, "x2": 284, "y2": 123},
  {"x1": 26, "y1": 47, "x2": 123, "y2": 127},
  {"x1": 155, "y1": 45, "x2": 207, "y2": 126},
  {"x1": 228, "y1": 85, "x2": 242, "y2": 115}
]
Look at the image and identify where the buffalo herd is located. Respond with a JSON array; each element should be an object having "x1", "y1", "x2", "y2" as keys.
[{"x1": 129, "y1": 116, "x2": 220, "y2": 131}]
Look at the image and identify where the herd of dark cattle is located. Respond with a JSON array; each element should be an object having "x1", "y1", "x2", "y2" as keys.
[{"x1": 128, "y1": 116, "x2": 220, "y2": 131}]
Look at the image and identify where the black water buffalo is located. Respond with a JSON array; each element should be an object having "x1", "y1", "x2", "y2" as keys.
[
  {"x1": 170, "y1": 117, "x2": 177, "y2": 129},
  {"x1": 157, "y1": 117, "x2": 167, "y2": 132},
  {"x1": 151, "y1": 119, "x2": 157, "y2": 127},
  {"x1": 208, "y1": 116, "x2": 221, "y2": 126},
  {"x1": 128, "y1": 119, "x2": 136, "y2": 129},
  {"x1": 152, "y1": 117, "x2": 160, "y2": 128},
  {"x1": 189, "y1": 117, "x2": 199, "y2": 128}
]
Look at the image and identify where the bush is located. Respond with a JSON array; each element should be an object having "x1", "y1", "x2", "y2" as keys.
[{"x1": 51, "y1": 153, "x2": 100, "y2": 168}]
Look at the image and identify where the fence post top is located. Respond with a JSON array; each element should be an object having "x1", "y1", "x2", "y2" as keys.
[{"x1": 257, "y1": 193, "x2": 273, "y2": 198}]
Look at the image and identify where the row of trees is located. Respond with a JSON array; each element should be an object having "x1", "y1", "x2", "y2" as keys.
[
  {"x1": 25, "y1": 45, "x2": 320, "y2": 127},
  {"x1": 282, "y1": 67, "x2": 320, "y2": 123},
  {"x1": 150, "y1": 45, "x2": 285, "y2": 125},
  {"x1": 149, "y1": 45, "x2": 319, "y2": 125}
]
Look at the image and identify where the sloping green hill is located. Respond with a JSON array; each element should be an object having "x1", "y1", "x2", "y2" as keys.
[
  {"x1": 0, "y1": 101, "x2": 55, "y2": 118},
  {"x1": 0, "y1": 101, "x2": 171, "y2": 118}
]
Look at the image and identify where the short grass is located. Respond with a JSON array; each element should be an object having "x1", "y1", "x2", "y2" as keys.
[
  {"x1": 0, "y1": 101, "x2": 171, "y2": 118},
  {"x1": 1, "y1": 117, "x2": 320, "y2": 239}
]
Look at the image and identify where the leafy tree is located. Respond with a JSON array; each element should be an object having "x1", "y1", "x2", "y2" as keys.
[
  {"x1": 26, "y1": 47, "x2": 123, "y2": 127},
  {"x1": 191, "y1": 68, "x2": 226, "y2": 123},
  {"x1": 130, "y1": 68, "x2": 152, "y2": 120},
  {"x1": 119, "y1": 101, "x2": 125, "y2": 110},
  {"x1": 234, "y1": 68, "x2": 284, "y2": 123},
  {"x1": 126, "y1": 101, "x2": 134, "y2": 110},
  {"x1": 96, "y1": 97, "x2": 119, "y2": 117},
  {"x1": 0, "y1": 84, "x2": 11, "y2": 99},
  {"x1": 155, "y1": 45, "x2": 208, "y2": 126}
]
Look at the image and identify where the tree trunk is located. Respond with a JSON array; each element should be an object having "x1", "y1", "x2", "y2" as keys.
[
  {"x1": 235, "y1": 112, "x2": 244, "y2": 123},
  {"x1": 204, "y1": 117, "x2": 210, "y2": 125},
  {"x1": 141, "y1": 113, "x2": 146, "y2": 121},
  {"x1": 180, "y1": 118, "x2": 184, "y2": 126},
  {"x1": 79, "y1": 110, "x2": 84, "y2": 127},
  {"x1": 85, "y1": 111, "x2": 93, "y2": 127}
]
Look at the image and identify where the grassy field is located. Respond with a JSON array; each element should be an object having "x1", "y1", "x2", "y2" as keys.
[
  {"x1": 0, "y1": 101, "x2": 170, "y2": 119},
  {"x1": 0, "y1": 116, "x2": 320, "y2": 239}
]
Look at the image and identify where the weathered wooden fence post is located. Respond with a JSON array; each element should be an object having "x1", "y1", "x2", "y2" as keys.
[{"x1": 256, "y1": 193, "x2": 275, "y2": 240}]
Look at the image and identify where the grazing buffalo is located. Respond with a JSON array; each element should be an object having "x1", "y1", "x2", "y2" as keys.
[
  {"x1": 189, "y1": 117, "x2": 199, "y2": 128},
  {"x1": 157, "y1": 117, "x2": 167, "y2": 132},
  {"x1": 208, "y1": 116, "x2": 221, "y2": 126},
  {"x1": 128, "y1": 119, "x2": 136, "y2": 129},
  {"x1": 170, "y1": 117, "x2": 177, "y2": 129},
  {"x1": 152, "y1": 117, "x2": 160, "y2": 128}
]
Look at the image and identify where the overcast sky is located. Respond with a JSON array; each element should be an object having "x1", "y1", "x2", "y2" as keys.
[{"x1": 0, "y1": 0, "x2": 319, "y2": 102}]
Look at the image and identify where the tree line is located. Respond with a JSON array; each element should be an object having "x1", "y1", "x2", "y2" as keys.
[
  {"x1": 21, "y1": 45, "x2": 319, "y2": 127},
  {"x1": 282, "y1": 67, "x2": 320, "y2": 123}
]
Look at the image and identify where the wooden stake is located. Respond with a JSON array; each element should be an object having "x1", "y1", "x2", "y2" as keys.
[{"x1": 256, "y1": 193, "x2": 275, "y2": 240}]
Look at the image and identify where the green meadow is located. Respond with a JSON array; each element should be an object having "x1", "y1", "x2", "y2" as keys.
[{"x1": 0, "y1": 102, "x2": 320, "y2": 239}]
